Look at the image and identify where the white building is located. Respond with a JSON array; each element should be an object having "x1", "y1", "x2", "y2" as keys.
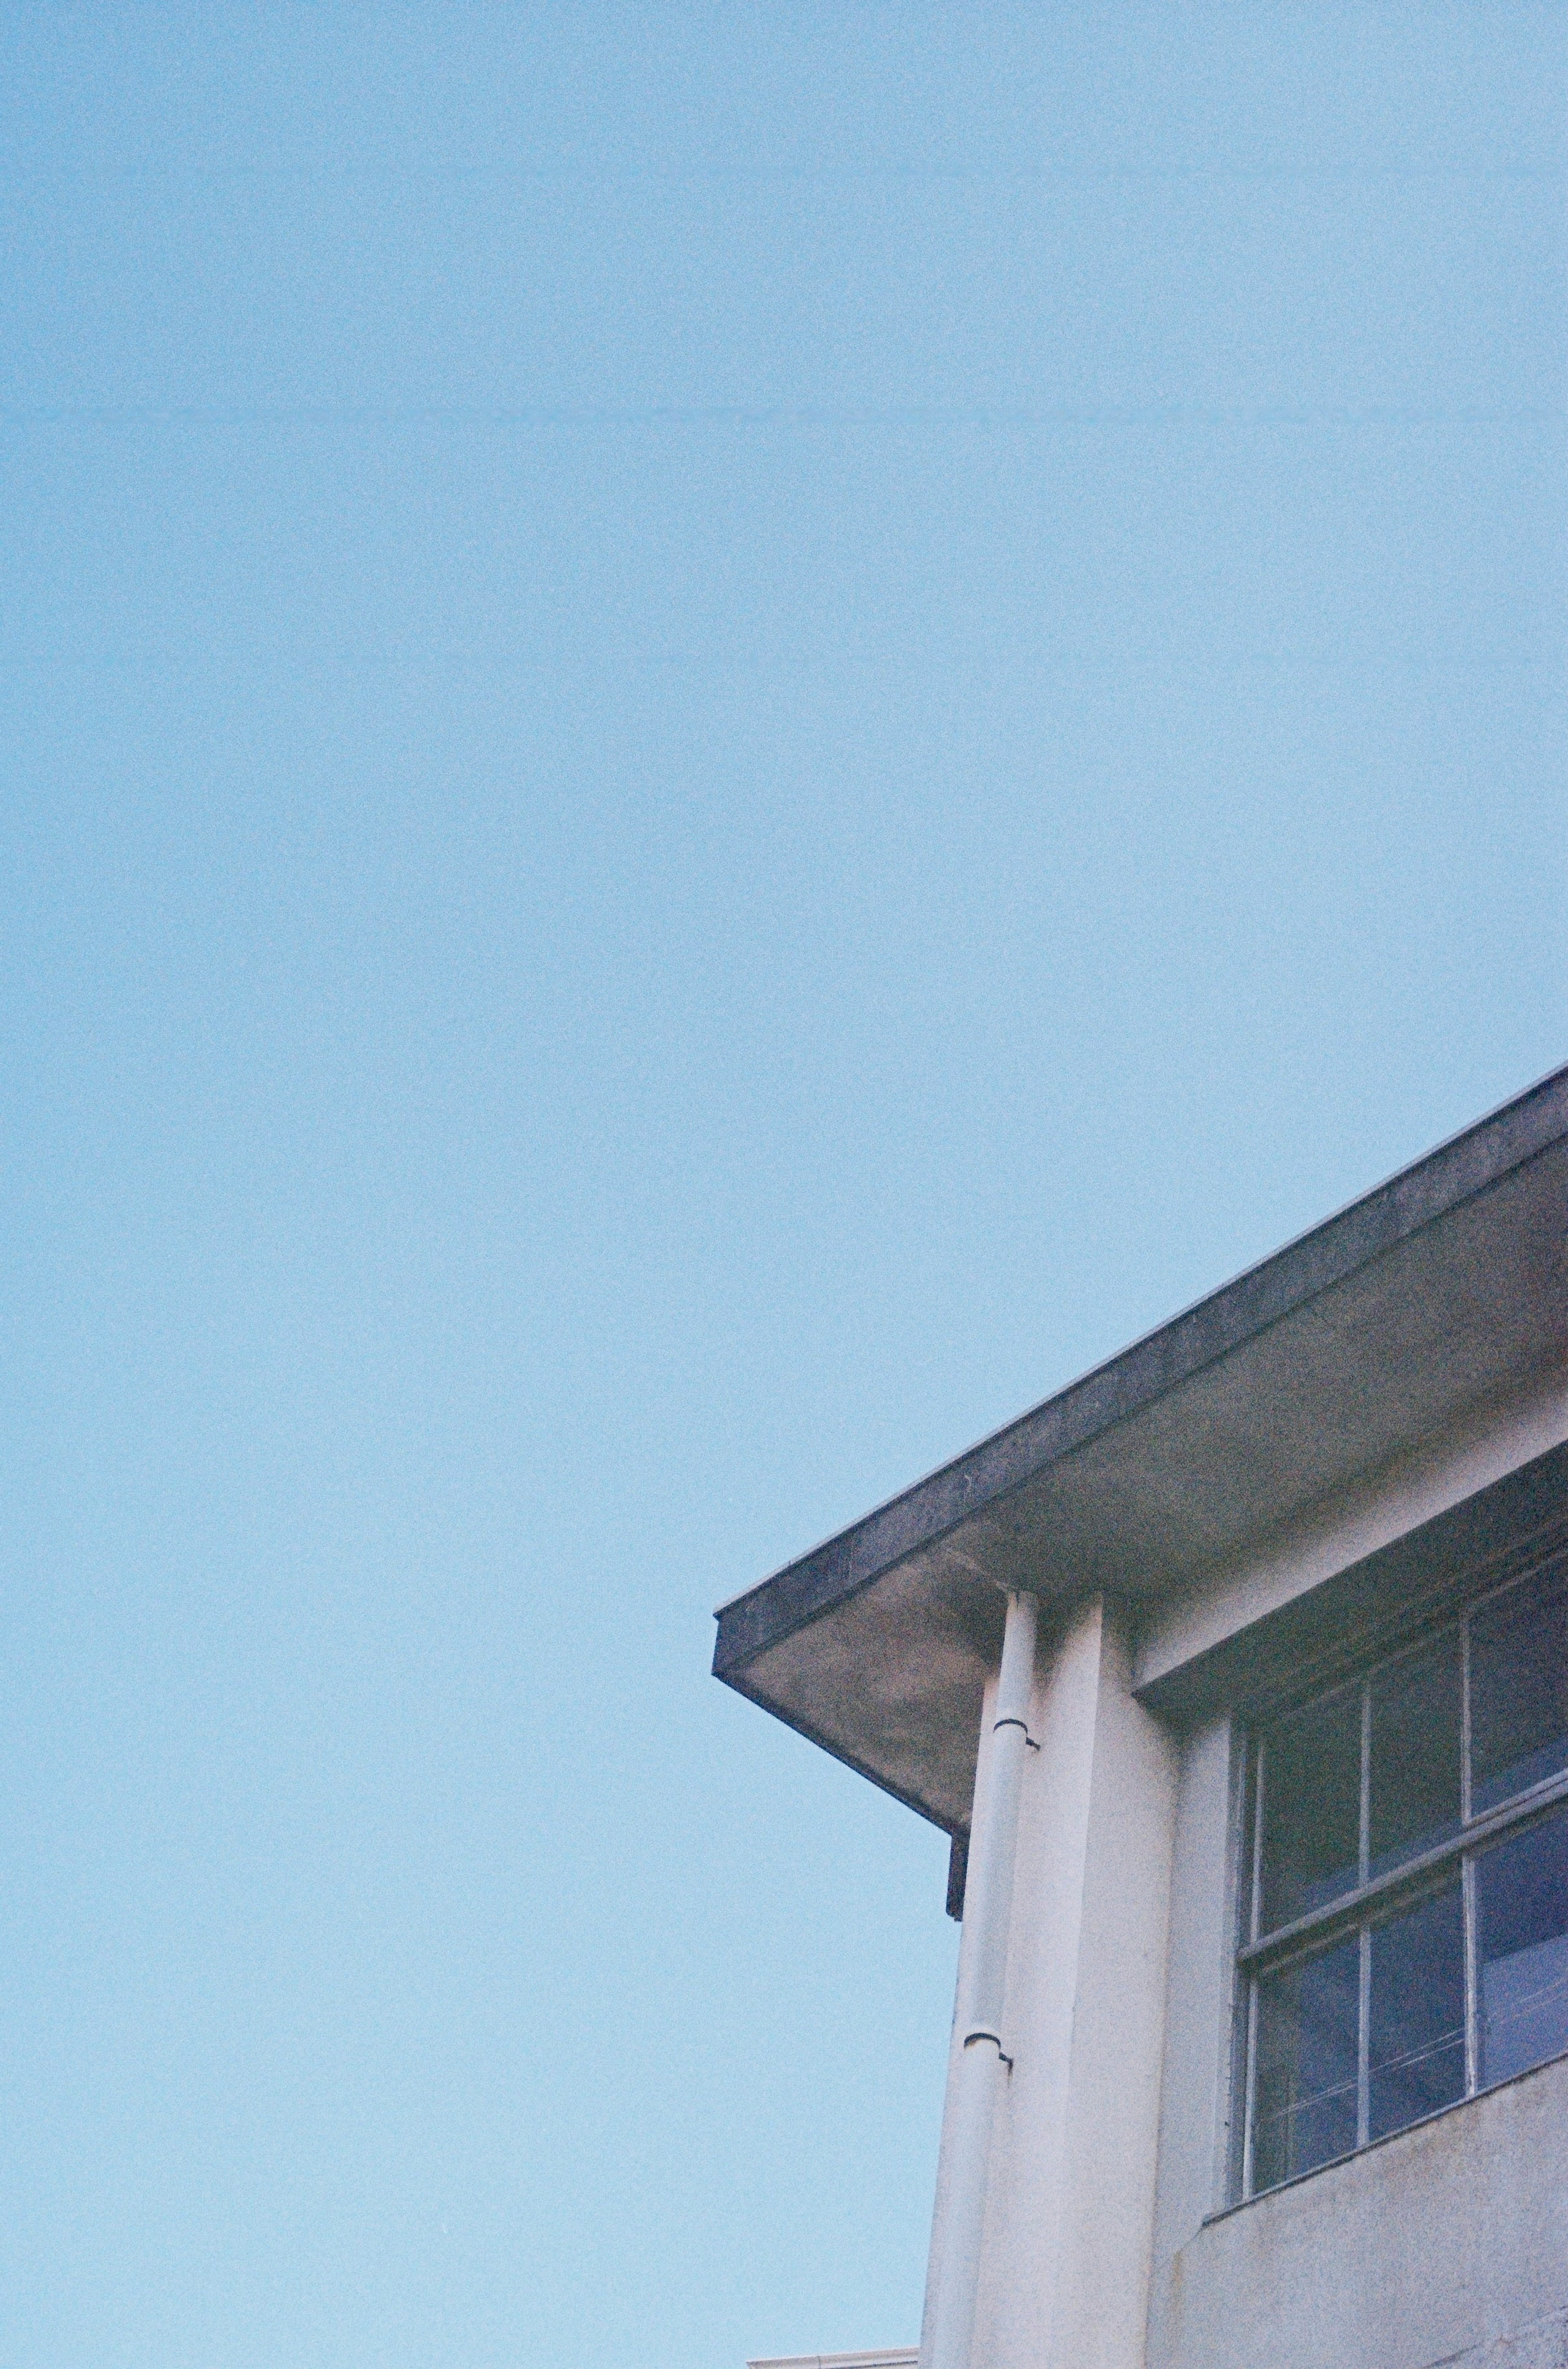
[{"x1": 716, "y1": 1067, "x2": 1568, "y2": 2369}]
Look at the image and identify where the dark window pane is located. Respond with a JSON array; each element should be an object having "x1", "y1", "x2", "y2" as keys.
[
  {"x1": 1471, "y1": 1567, "x2": 1568, "y2": 1814},
  {"x1": 1252, "y1": 1935, "x2": 1360, "y2": 2191},
  {"x1": 1368, "y1": 1633, "x2": 1461, "y2": 1879},
  {"x1": 1260, "y1": 1687, "x2": 1362, "y2": 1933},
  {"x1": 1368, "y1": 1881, "x2": 1466, "y2": 2142},
  {"x1": 1477, "y1": 1805, "x2": 1568, "y2": 2088}
]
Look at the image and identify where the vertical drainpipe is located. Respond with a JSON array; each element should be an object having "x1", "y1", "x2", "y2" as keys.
[{"x1": 925, "y1": 1587, "x2": 1039, "y2": 2369}]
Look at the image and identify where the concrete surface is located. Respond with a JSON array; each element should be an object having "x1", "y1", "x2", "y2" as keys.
[{"x1": 1147, "y1": 2051, "x2": 1568, "y2": 2369}]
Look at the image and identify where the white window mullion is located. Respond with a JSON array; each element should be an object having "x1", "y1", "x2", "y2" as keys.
[
  {"x1": 1356, "y1": 1924, "x2": 1371, "y2": 2151},
  {"x1": 1241, "y1": 1975, "x2": 1260, "y2": 2200}
]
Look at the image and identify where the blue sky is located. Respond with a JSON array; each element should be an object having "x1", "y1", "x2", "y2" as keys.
[{"x1": 2, "y1": 9, "x2": 1564, "y2": 2366}]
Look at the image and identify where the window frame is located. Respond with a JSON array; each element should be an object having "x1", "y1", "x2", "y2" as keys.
[{"x1": 1233, "y1": 1542, "x2": 1568, "y2": 2202}]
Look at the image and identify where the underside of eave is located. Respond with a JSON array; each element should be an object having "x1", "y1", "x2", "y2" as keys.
[
  {"x1": 712, "y1": 1069, "x2": 1568, "y2": 1844},
  {"x1": 714, "y1": 1073, "x2": 1568, "y2": 1692},
  {"x1": 714, "y1": 1654, "x2": 969, "y2": 1834}
]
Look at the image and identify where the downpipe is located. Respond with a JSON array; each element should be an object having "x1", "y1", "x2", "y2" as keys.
[{"x1": 924, "y1": 1588, "x2": 1039, "y2": 2369}]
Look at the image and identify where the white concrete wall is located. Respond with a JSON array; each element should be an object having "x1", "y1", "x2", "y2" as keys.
[
  {"x1": 1136, "y1": 1385, "x2": 1568, "y2": 2368},
  {"x1": 1147, "y1": 1712, "x2": 1241, "y2": 2274},
  {"x1": 918, "y1": 1384, "x2": 1568, "y2": 2369},
  {"x1": 1147, "y1": 2053, "x2": 1568, "y2": 2369}
]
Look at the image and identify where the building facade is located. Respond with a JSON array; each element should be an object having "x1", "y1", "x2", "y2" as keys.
[{"x1": 716, "y1": 1068, "x2": 1568, "y2": 2369}]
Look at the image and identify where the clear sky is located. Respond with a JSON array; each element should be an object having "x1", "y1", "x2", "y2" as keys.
[{"x1": 2, "y1": 9, "x2": 1564, "y2": 2367}]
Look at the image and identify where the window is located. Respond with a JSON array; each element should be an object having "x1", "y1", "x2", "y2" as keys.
[{"x1": 1238, "y1": 1553, "x2": 1568, "y2": 2198}]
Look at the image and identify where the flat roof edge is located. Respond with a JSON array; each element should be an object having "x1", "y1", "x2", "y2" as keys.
[{"x1": 715, "y1": 1063, "x2": 1568, "y2": 1678}]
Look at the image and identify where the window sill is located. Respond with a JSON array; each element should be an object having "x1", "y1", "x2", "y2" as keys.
[{"x1": 1203, "y1": 2041, "x2": 1568, "y2": 2225}]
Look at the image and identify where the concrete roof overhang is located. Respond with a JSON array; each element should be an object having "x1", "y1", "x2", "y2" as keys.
[{"x1": 712, "y1": 1066, "x2": 1568, "y2": 1836}]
